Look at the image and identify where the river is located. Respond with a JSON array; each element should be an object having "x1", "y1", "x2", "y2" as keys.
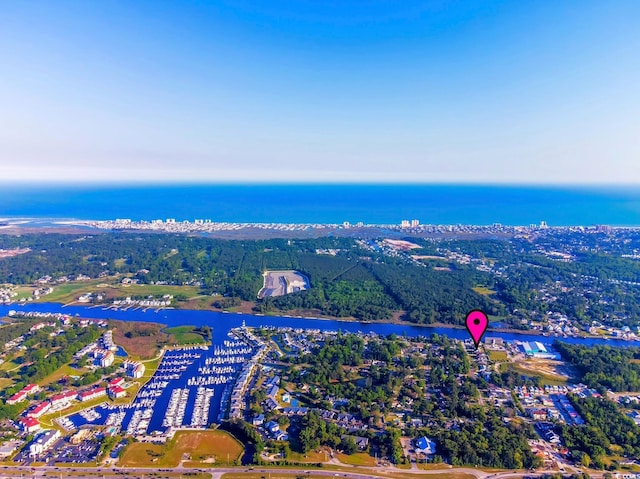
[{"x1": 1, "y1": 302, "x2": 637, "y2": 349}]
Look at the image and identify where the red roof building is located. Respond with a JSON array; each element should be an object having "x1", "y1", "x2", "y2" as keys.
[
  {"x1": 23, "y1": 384, "x2": 40, "y2": 395},
  {"x1": 18, "y1": 417, "x2": 41, "y2": 433},
  {"x1": 78, "y1": 387, "x2": 106, "y2": 402},
  {"x1": 7, "y1": 391, "x2": 27, "y2": 405},
  {"x1": 26, "y1": 402, "x2": 51, "y2": 418},
  {"x1": 108, "y1": 386, "x2": 126, "y2": 399},
  {"x1": 50, "y1": 390, "x2": 77, "y2": 408},
  {"x1": 108, "y1": 377, "x2": 125, "y2": 388}
]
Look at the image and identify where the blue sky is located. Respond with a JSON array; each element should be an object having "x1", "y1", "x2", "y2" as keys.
[{"x1": 1, "y1": 1, "x2": 639, "y2": 183}]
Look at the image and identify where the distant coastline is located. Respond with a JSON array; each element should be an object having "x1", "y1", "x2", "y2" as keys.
[{"x1": 2, "y1": 184, "x2": 640, "y2": 226}]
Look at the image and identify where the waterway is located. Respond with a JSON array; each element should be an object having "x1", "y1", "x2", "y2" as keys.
[
  {"x1": 3, "y1": 302, "x2": 637, "y2": 435},
  {"x1": 1, "y1": 302, "x2": 637, "y2": 349}
]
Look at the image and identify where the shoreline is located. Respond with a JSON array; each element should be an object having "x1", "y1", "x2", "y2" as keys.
[{"x1": 3, "y1": 299, "x2": 624, "y2": 343}]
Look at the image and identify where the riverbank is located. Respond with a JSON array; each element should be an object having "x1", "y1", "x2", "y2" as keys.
[
  {"x1": 4, "y1": 301, "x2": 640, "y2": 346},
  {"x1": 1, "y1": 302, "x2": 637, "y2": 349},
  {"x1": 8, "y1": 297, "x2": 618, "y2": 343}
]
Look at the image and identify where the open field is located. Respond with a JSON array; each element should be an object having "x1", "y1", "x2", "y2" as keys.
[
  {"x1": 39, "y1": 364, "x2": 84, "y2": 386},
  {"x1": 337, "y1": 452, "x2": 376, "y2": 466},
  {"x1": 514, "y1": 358, "x2": 570, "y2": 379},
  {"x1": 119, "y1": 442, "x2": 165, "y2": 466},
  {"x1": 472, "y1": 286, "x2": 497, "y2": 296},
  {"x1": 0, "y1": 378, "x2": 13, "y2": 389},
  {"x1": 109, "y1": 320, "x2": 170, "y2": 359},
  {"x1": 411, "y1": 255, "x2": 447, "y2": 261},
  {"x1": 109, "y1": 283, "x2": 200, "y2": 298},
  {"x1": 417, "y1": 463, "x2": 456, "y2": 470},
  {"x1": 175, "y1": 430, "x2": 243, "y2": 463},
  {"x1": 0, "y1": 359, "x2": 21, "y2": 372},
  {"x1": 34, "y1": 280, "x2": 108, "y2": 303},
  {"x1": 487, "y1": 350, "x2": 508, "y2": 361},
  {"x1": 166, "y1": 325, "x2": 207, "y2": 345},
  {"x1": 25, "y1": 278, "x2": 201, "y2": 306},
  {"x1": 383, "y1": 239, "x2": 421, "y2": 250},
  {"x1": 286, "y1": 451, "x2": 327, "y2": 463},
  {"x1": 501, "y1": 359, "x2": 569, "y2": 386},
  {"x1": 12, "y1": 286, "x2": 33, "y2": 300},
  {"x1": 121, "y1": 430, "x2": 243, "y2": 467}
]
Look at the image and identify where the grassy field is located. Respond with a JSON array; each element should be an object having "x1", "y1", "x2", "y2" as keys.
[
  {"x1": 417, "y1": 463, "x2": 455, "y2": 470},
  {"x1": 13, "y1": 286, "x2": 33, "y2": 300},
  {"x1": 501, "y1": 362, "x2": 568, "y2": 386},
  {"x1": 337, "y1": 452, "x2": 376, "y2": 466},
  {"x1": 39, "y1": 364, "x2": 84, "y2": 386},
  {"x1": 0, "y1": 359, "x2": 20, "y2": 372},
  {"x1": 473, "y1": 286, "x2": 497, "y2": 296},
  {"x1": 387, "y1": 473, "x2": 473, "y2": 479},
  {"x1": 0, "y1": 378, "x2": 13, "y2": 389},
  {"x1": 109, "y1": 320, "x2": 171, "y2": 359},
  {"x1": 26, "y1": 278, "x2": 201, "y2": 306},
  {"x1": 35, "y1": 280, "x2": 107, "y2": 303},
  {"x1": 487, "y1": 350, "x2": 508, "y2": 361},
  {"x1": 113, "y1": 283, "x2": 200, "y2": 298},
  {"x1": 286, "y1": 451, "x2": 326, "y2": 463},
  {"x1": 178, "y1": 295, "x2": 218, "y2": 310},
  {"x1": 166, "y1": 325, "x2": 207, "y2": 345},
  {"x1": 120, "y1": 430, "x2": 243, "y2": 467}
]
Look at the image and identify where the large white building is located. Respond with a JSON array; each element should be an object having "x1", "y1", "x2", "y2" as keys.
[
  {"x1": 519, "y1": 341, "x2": 559, "y2": 359},
  {"x1": 29, "y1": 429, "x2": 61, "y2": 456},
  {"x1": 93, "y1": 349, "x2": 115, "y2": 367},
  {"x1": 123, "y1": 360, "x2": 145, "y2": 378}
]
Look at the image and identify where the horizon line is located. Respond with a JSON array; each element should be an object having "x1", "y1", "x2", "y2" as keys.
[{"x1": 2, "y1": 180, "x2": 640, "y2": 188}]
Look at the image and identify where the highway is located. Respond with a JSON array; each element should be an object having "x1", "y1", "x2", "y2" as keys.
[{"x1": 0, "y1": 464, "x2": 604, "y2": 479}]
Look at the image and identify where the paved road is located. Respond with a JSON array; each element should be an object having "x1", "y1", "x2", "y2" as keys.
[{"x1": 0, "y1": 464, "x2": 601, "y2": 479}]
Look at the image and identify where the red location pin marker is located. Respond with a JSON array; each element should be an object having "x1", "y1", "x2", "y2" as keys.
[{"x1": 465, "y1": 310, "x2": 489, "y2": 348}]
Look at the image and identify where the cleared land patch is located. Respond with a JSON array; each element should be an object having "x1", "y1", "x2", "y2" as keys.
[
  {"x1": 501, "y1": 358, "x2": 570, "y2": 386},
  {"x1": 383, "y1": 239, "x2": 421, "y2": 250},
  {"x1": 0, "y1": 248, "x2": 31, "y2": 259},
  {"x1": 120, "y1": 430, "x2": 243, "y2": 467},
  {"x1": 258, "y1": 270, "x2": 310, "y2": 298},
  {"x1": 472, "y1": 286, "x2": 497, "y2": 296},
  {"x1": 411, "y1": 255, "x2": 447, "y2": 261}
]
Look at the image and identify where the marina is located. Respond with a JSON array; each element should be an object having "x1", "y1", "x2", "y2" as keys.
[{"x1": 62, "y1": 333, "x2": 257, "y2": 438}]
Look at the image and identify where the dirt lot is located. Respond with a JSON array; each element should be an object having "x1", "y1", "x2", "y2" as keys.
[
  {"x1": 258, "y1": 270, "x2": 309, "y2": 298},
  {"x1": 511, "y1": 358, "x2": 571, "y2": 382}
]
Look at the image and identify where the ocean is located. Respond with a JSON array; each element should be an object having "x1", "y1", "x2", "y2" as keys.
[{"x1": 1, "y1": 184, "x2": 640, "y2": 226}]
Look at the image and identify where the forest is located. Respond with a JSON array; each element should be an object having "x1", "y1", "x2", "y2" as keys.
[
  {"x1": 559, "y1": 394, "x2": 640, "y2": 469},
  {"x1": 2, "y1": 229, "x2": 640, "y2": 326},
  {"x1": 554, "y1": 342, "x2": 640, "y2": 392}
]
